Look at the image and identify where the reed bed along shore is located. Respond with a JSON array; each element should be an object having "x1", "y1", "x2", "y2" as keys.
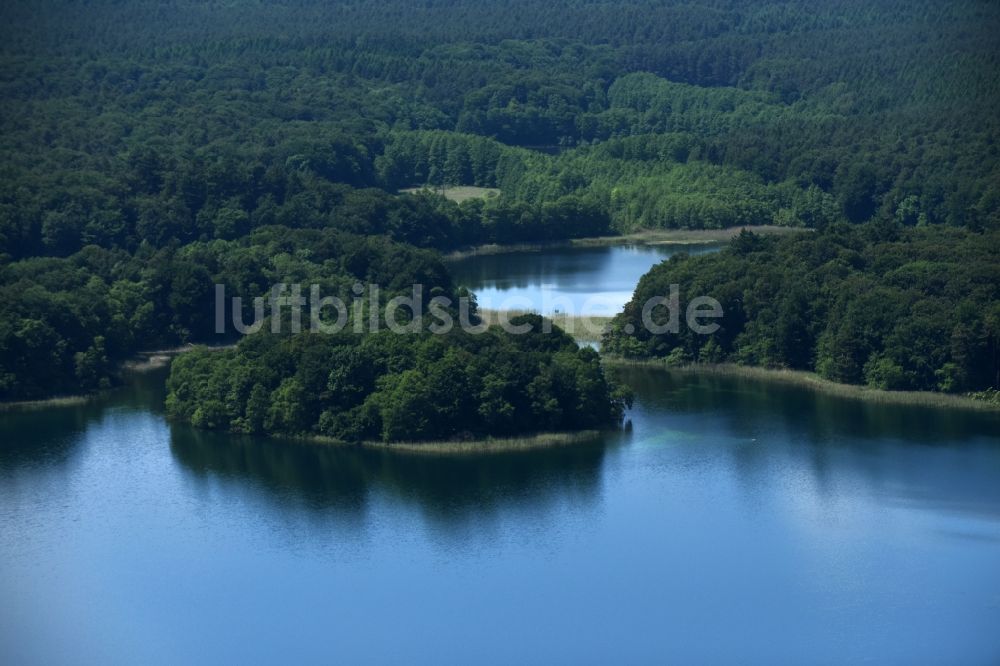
[
  {"x1": 363, "y1": 430, "x2": 603, "y2": 454},
  {"x1": 572, "y1": 225, "x2": 807, "y2": 247},
  {"x1": 443, "y1": 225, "x2": 806, "y2": 260},
  {"x1": 0, "y1": 394, "x2": 93, "y2": 411},
  {"x1": 604, "y1": 358, "x2": 1000, "y2": 412},
  {"x1": 121, "y1": 345, "x2": 201, "y2": 373},
  {"x1": 306, "y1": 430, "x2": 603, "y2": 455}
]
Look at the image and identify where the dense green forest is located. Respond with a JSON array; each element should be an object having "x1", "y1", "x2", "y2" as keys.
[
  {"x1": 2, "y1": 0, "x2": 998, "y2": 263},
  {"x1": 1, "y1": 0, "x2": 998, "y2": 408},
  {"x1": 0, "y1": 226, "x2": 454, "y2": 399},
  {"x1": 168, "y1": 315, "x2": 630, "y2": 441},
  {"x1": 604, "y1": 226, "x2": 1000, "y2": 394}
]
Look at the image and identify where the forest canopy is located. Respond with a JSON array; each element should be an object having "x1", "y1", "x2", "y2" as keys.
[
  {"x1": 167, "y1": 316, "x2": 631, "y2": 442},
  {"x1": 603, "y1": 226, "x2": 1000, "y2": 394},
  {"x1": 0, "y1": 0, "x2": 998, "y2": 405},
  {"x1": 2, "y1": 0, "x2": 998, "y2": 263}
]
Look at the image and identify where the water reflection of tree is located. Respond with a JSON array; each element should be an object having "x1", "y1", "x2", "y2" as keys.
[
  {"x1": 613, "y1": 365, "x2": 1000, "y2": 519},
  {"x1": 0, "y1": 403, "x2": 97, "y2": 473},
  {"x1": 369, "y1": 440, "x2": 610, "y2": 538},
  {"x1": 169, "y1": 425, "x2": 610, "y2": 529},
  {"x1": 613, "y1": 366, "x2": 1000, "y2": 445},
  {"x1": 0, "y1": 368, "x2": 170, "y2": 474},
  {"x1": 449, "y1": 245, "x2": 708, "y2": 293}
]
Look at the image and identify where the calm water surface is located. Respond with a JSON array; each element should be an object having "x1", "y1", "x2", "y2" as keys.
[
  {"x1": 3, "y1": 246, "x2": 1000, "y2": 664},
  {"x1": 448, "y1": 243, "x2": 718, "y2": 314}
]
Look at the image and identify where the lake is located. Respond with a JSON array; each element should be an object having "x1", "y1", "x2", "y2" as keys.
[
  {"x1": 448, "y1": 243, "x2": 718, "y2": 315},
  {"x1": 2, "y1": 245, "x2": 1000, "y2": 664}
]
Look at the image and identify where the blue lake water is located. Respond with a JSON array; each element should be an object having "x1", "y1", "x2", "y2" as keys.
[
  {"x1": 448, "y1": 243, "x2": 718, "y2": 315},
  {"x1": 2, "y1": 245, "x2": 1000, "y2": 664}
]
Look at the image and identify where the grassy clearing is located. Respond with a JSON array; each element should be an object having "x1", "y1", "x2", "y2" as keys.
[
  {"x1": 604, "y1": 358, "x2": 1000, "y2": 412},
  {"x1": 400, "y1": 185, "x2": 500, "y2": 203},
  {"x1": 478, "y1": 309, "x2": 612, "y2": 343}
]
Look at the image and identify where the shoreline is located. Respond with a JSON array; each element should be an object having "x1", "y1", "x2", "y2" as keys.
[
  {"x1": 0, "y1": 394, "x2": 96, "y2": 412},
  {"x1": 6, "y1": 343, "x2": 996, "y2": 418},
  {"x1": 603, "y1": 358, "x2": 1000, "y2": 412},
  {"x1": 478, "y1": 309, "x2": 611, "y2": 344},
  {"x1": 297, "y1": 430, "x2": 605, "y2": 455},
  {"x1": 1, "y1": 344, "x2": 227, "y2": 411},
  {"x1": 443, "y1": 225, "x2": 806, "y2": 260},
  {"x1": 121, "y1": 345, "x2": 201, "y2": 373}
]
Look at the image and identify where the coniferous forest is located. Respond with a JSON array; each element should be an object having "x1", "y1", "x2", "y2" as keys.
[{"x1": 1, "y1": 1, "x2": 999, "y2": 430}]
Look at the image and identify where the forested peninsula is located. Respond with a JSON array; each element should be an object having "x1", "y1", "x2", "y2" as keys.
[
  {"x1": 604, "y1": 226, "x2": 1000, "y2": 396},
  {"x1": 167, "y1": 315, "x2": 631, "y2": 443}
]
